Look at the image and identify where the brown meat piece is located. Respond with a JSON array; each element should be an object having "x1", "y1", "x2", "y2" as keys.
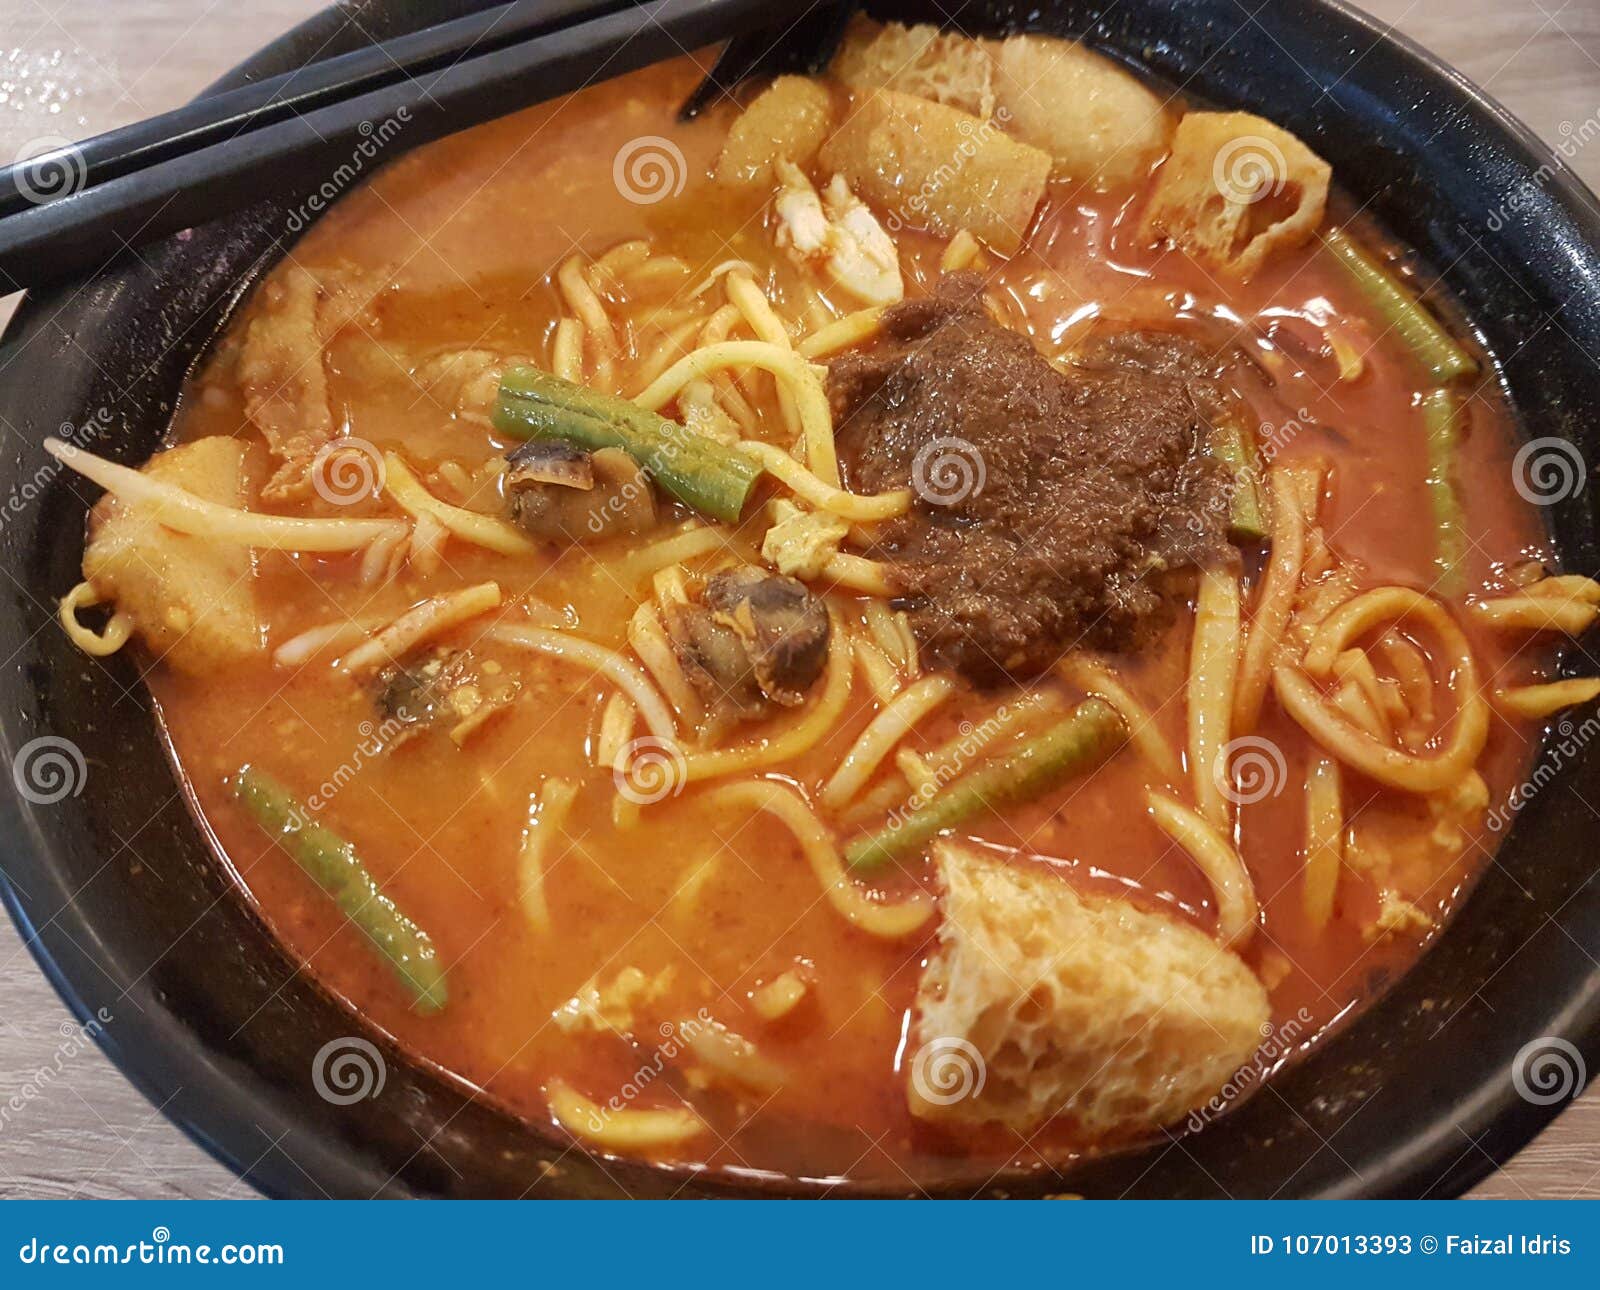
[{"x1": 830, "y1": 273, "x2": 1226, "y2": 682}]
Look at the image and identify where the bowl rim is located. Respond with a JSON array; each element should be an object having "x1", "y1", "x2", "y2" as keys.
[{"x1": 2, "y1": 0, "x2": 1598, "y2": 1199}]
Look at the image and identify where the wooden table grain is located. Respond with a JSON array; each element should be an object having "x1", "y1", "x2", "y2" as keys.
[{"x1": 0, "y1": 0, "x2": 1597, "y2": 1200}]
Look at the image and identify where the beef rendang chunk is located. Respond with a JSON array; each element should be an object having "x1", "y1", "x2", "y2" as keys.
[{"x1": 829, "y1": 273, "x2": 1228, "y2": 683}]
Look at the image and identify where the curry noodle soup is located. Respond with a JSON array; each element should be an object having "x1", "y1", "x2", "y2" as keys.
[{"x1": 51, "y1": 22, "x2": 1589, "y2": 1184}]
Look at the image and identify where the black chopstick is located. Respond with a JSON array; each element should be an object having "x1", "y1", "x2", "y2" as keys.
[
  {"x1": 0, "y1": 0, "x2": 641, "y2": 220},
  {"x1": 0, "y1": 0, "x2": 774, "y2": 294}
]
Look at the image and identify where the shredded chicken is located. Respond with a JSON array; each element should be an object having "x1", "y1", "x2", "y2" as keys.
[{"x1": 773, "y1": 160, "x2": 903, "y2": 306}]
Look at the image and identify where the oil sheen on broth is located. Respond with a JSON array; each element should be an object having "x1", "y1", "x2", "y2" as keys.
[{"x1": 52, "y1": 23, "x2": 1592, "y2": 1187}]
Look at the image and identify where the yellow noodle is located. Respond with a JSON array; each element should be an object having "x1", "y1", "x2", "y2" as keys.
[
  {"x1": 605, "y1": 525, "x2": 727, "y2": 582},
  {"x1": 740, "y1": 440, "x2": 909, "y2": 522},
  {"x1": 519, "y1": 777, "x2": 578, "y2": 935},
  {"x1": 1378, "y1": 629, "x2": 1434, "y2": 726},
  {"x1": 628, "y1": 602, "x2": 703, "y2": 725},
  {"x1": 750, "y1": 971, "x2": 808, "y2": 1021},
  {"x1": 384, "y1": 453, "x2": 537, "y2": 556},
  {"x1": 1303, "y1": 755, "x2": 1342, "y2": 932},
  {"x1": 557, "y1": 255, "x2": 617, "y2": 354},
  {"x1": 683, "y1": 1019, "x2": 788, "y2": 1092},
  {"x1": 596, "y1": 691, "x2": 638, "y2": 767},
  {"x1": 1060, "y1": 657, "x2": 1181, "y2": 783},
  {"x1": 686, "y1": 259, "x2": 757, "y2": 299},
  {"x1": 57, "y1": 580, "x2": 134, "y2": 658},
  {"x1": 1494, "y1": 678, "x2": 1600, "y2": 719},
  {"x1": 864, "y1": 600, "x2": 908, "y2": 668},
  {"x1": 1189, "y1": 565, "x2": 1242, "y2": 831},
  {"x1": 697, "y1": 305, "x2": 760, "y2": 431},
  {"x1": 1470, "y1": 593, "x2": 1599, "y2": 635},
  {"x1": 1330, "y1": 677, "x2": 1388, "y2": 740},
  {"x1": 45, "y1": 439, "x2": 405, "y2": 552},
  {"x1": 1234, "y1": 468, "x2": 1307, "y2": 734},
  {"x1": 852, "y1": 633, "x2": 902, "y2": 704},
  {"x1": 896, "y1": 749, "x2": 935, "y2": 794},
  {"x1": 797, "y1": 307, "x2": 885, "y2": 359},
  {"x1": 1145, "y1": 789, "x2": 1258, "y2": 948},
  {"x1": 488, "y1": 623, "x2": 677, "y2": 741},
  {"x1": 706, "y1": 779, "x2": 933, "y2": 939},
  {"x1": 547, "y1": 1079, "x2": 703, "y2": 1149},
  {"x1": 358, "y1": 524, "x2": 407, "y2": 586},
  {"x1": 680, "y1": 623, "x2": 852, "y2": 782},
  {"x1": 1333, "y1": 647, "x2": 1406, "y2": 721},
  {"x1": 894, "y1": 611, "x2": 920, "y2": 678},
  {"x1": 633, "y1": 341, "x2": 839, "y2": 486},
  {"x1": 408, "y1": 508, "x2": 449, "y2": 577},
  {"x1": 1523, "y1": 574, "x2": 1600, "y2": 602},
  {"x1": 630, "y1": 317, "x2": 704, "y2": 393},
  {"x1": 727, "y1": 270, "x2": 802, "y2": 437},
  {"x1": 820, "y1": 675, "x2": 955, "y2": 810},
  {"x1": 822, "y1": 552, "x2": 897, "y2": 595},
  {"x1": 551, "y1": 317, "x2": 583, "y2": 383},
  {"x1": 342, "y1": 582, "x2": 502, "y2": 673}
]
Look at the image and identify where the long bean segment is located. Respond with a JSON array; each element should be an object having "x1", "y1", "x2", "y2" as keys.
[
  {"x1": 1420, "y1": 386, "x2": 1467, "y2": 595},
  {"x1": 493, "y1": 365, "x2": 762, "y2": 522},
  {"x1": 844, "y1": 699, "x2": 1126, "y2": 871},
  {"x1": 1206, "y1": 406, "x2": 1268, "y2": 541},
  {"x1": 1324, "y1": 227, "x2": 1477, "y2": 383},
  {"x1": 231, "y1": 765, "x2": 447, "y2": 1014}
]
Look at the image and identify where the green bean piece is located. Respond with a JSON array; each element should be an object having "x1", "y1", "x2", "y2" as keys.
[
  {"x1": 1207, "y1": 410, "x2": 1269, "y2": 542},
  {"x1": 1420, "y1": 386, "x2": 1468, "y2": 596},
  {"x1": 844, "y1": 699, "x2": 1127, "y2": 871},
  {"x1": 231, "y1": 765, "x2": 448, "y2": 1014},
  {"x1": 1325, "y1": 227, "x2": 1478, "y2": 384},
  {"x1": 493, "y1": 366, "x2": 763, "y2": 522}
]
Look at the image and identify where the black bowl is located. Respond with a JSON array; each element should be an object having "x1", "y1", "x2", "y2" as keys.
[{"x1": 1, "y1": 0, "x2": 1597, "y2": 1199}]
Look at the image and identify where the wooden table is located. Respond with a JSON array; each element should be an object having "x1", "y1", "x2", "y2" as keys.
[{"x1": 0, "y1": 0, "x2": 1596, "y2": 1199}]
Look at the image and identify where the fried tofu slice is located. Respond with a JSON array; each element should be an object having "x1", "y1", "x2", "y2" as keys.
[
  {"x1": 908, "y1": 843, "x2": 1269, "y2": 1138},
  {"x1": 715, "y1": 76, "x2": 836, "y2": 188},
  {"x1": 819, "y1": 90, "x2": 1050, "y2": 254},
  {"x1": 1140, "y1": 111, "x2": 1331, "y2": 279},
  {"x1": 82, "y1": 438, "x2": 262, "y2": 673},
  {"x1": 830, "y1": 17, "x2": 998, "y2": 118},
  {"x1": 992, "y1": 34, "x2": 1173, "y2": 189}
]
